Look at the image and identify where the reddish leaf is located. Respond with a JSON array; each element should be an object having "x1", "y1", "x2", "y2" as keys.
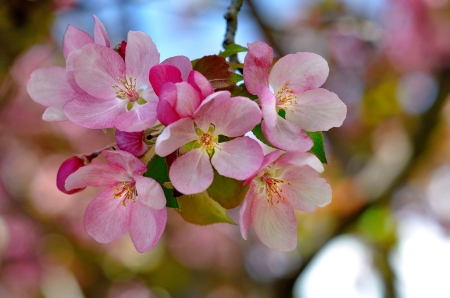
[{"x1": 193, "y1": 55, "x2": 242, "y2": 91}]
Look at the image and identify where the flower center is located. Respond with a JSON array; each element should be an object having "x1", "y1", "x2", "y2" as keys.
[
  {"x1": 112, "y1": 75, "x2": 147, "y2": 110},
  {"x1": 113, "y1": 181, "x2": 137, "y2": 207},
  {"x1": 276, "y1": 85, "x2": 297, "y2": 112},
  {"x1": 195, "y1": 125, "x2": 218, "y2": 155},
  {"x1": 259, "y1": 168, "x2": 287, "y2": 205}
]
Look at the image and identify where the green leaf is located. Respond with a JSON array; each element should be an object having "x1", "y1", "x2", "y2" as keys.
[
  {"x1": 207, "y1": 169, "x2": 249, "y2": 209},
  {"x1": 193, "y1": 55, "x2": 239, "y2": 91},
  {"x1": 177, "y1": 191, "x2": 235, "y2": 225},
  {"x1": 144, "y1": 155, "x2": 180, "y2": 209},
  {"x1": 305, "y1": 131, "x2": 327, "y2": 164},
  {"x1": 219, "y1": 44, "x2": 248, "y2": 58},
  {"x1": 252, "y1": 124, "x2": 276, "y2": 148}
]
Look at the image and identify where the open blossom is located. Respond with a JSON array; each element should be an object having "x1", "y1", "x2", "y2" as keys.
[
  {"x1": 27, "y1": 16, "x2": 109, "y2": 121},
  {"x1": 244, "y1": 41, "x2": 346, "y2": 151},
  {"x1": 65, "y1": 150, "x2": 167, "y2": 252},
  {"x1": 239, "y1": 150, "x2": 331, "y2": 251},
  {"x1": 156, "y1": 91, "x2": 264, "y2": 195},
  {"x1": 150, "y1": 63, "x2": 213, "y2": 126}
]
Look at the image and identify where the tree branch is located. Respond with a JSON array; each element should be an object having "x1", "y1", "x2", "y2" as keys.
[{"x1": 223, "y1": 0, "x2": 243, "y2": 64}]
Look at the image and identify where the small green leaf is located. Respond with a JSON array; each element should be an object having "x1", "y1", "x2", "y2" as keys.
[
  {"x1": 207, "y1": 169, "x2": 249, "y2": 209},
  {"x1": 219, "y1": 44, "x2": 248, "y2": 58},
  {"x1": 144, "y1": 155, "x2": 180, "y2": 209},
  {"x1": 305, "y1": 131, "x2": 327, "y2": 164},
  {"x1": 252, "y1": 124, "x2": 276, "y2": 148},
  {"x1": 177, "y1": 191, "x2": 235, "y2": 225}
]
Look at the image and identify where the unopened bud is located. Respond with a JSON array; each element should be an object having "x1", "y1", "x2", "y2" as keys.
[{"x1": 56, "y1": 156, "x2": 86, "y2": 194}]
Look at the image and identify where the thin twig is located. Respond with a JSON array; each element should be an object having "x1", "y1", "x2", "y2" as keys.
[{"x1": 223, "y1": 0, "x2": 243, "y2": 64}]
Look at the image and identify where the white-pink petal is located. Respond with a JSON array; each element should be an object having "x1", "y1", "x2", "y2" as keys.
[
  {"x1": 102, "y1": 150, "x2": 147, "y2": 175},
  {"x1": 113, "y1": 99, "x2": 158, "y2": 132},
  {"x1": 261, "y1": 117, "x2": 313, "y2": 151},
  {"x1": 65, "y1": 163, "x2": 129, "y2": 190},
  {"x1": 93, "y1": 15, "x2": 110, "y2": 47},
  {"x1": 212, "y1": 137, "x2": 263, "y2": 180},
  {"x1": 62, "y1": 25, "x2": 94, "y2": 59},
  {"x1": 269, "y1": 52, "x2": 329, "y2": 94},
  {"x1": 161, "y1": 55, "x2": 192, "y2": 81},
  {"x1": 84, "y1": 186, "x2": 131, "y2": 243},
  {"x1": 42, "y1": 105, "x2": 68, "y2": 121},
  {"x1": 133, "y1": 175, "x2": 166, "y2": 210},
  {"x1": 155, "y1": 118, "x2": 197, "y2": 157},
  {"x1": 169, "y1": 149, "x2": 213, "y2": 195},
  {"x1": 285, "y1": 88, "x2": 347, "y2": 131},
  {"x1": 239, "y1": 184, "x2": 255, "y2": 239},
  {"x1": 129, "y1": 203, "x2": 167, "y2": 253},
  {"x1": 174, "y1": 82, "x2": 201, "y2": 118},
  {"x1": 244, "y1": 41, "x2": 273, "y2": 95},
  {"x1": 276, "y1": 151, "x2": 324, "y2": 173},
  {"x1": 257, "y1": 84, "x2": 278, "y2": 129}
]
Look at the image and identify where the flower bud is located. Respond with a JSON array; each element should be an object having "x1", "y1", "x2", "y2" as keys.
[{"x1": 56, "y1": 156, "x2": 86, "y2": 194}]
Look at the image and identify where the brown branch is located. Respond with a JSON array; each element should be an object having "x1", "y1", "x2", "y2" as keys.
[
  {"x1": 274, "y1": 68, "x2": 450, "y2": 297},
  {"x1": 223, "y1": 0, "x2": 243, "y2": 64}
]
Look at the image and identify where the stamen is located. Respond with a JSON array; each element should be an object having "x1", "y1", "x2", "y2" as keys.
[
  {"x1": 112, "y1": 181, "x2": 137, "y2": 207},
  {"x1": 112, "y1": 75, "x2": 141, "y2": 102},
  {"x1": 260, "y1": 171, "x2": 286, "y2": 205},
  {"x1": 276, "y1": 86, "x2": 298, "y2": 112}
]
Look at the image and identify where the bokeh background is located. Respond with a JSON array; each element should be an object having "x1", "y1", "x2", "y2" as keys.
[{"x1": 1, "y1": 0, "x2": 450, "y2": 297}]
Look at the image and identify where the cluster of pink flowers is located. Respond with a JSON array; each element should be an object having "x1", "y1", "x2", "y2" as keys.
[{"x1": 27, "y1": 16, "x2": 346, "y2": 252}]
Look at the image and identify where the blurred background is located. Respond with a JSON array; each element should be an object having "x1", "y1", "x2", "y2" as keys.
[{"x1": 1, "y1": 0, "x2": 450, "y2": 297}]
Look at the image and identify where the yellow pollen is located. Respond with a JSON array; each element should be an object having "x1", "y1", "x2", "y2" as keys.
[
  {"x1": 113, "y1": 181, "x2": 137, "y2": 207},
  {"x1": 276, "y1": 85, "x2": 298, "y2": 112},
  {"x1": 112, "y1": 75, "x2": 140, "y2": 101},
  {"x1": 260, "y1": 171, "x2": 286, "y2": 205},
  {"x1": 195, "y1": 125, "x2": 218, "y2": 155}
]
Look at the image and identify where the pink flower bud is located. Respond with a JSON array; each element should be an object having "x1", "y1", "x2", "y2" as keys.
[{"x1": 56, "y1": 156, "x2": 86, "y2": 194}]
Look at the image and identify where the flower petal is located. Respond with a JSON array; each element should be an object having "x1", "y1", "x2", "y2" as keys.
[
  {"x1": 93, "y1": 15, "x2": 110, "y2": 47},
  {"x1": 244, "y1": 41, "x2": 273, "y2": 95},
  {"x1": 212, "y1": 137, "x2": 263, "y2": 180},
  {"x1": 188, "y1": 70, "x2": 213, "y2": 99},
  {"x1": 62, "y1": 25, "x2": 94, "y2": 59},
  {"x1": 285, "y1": 88, "x2": 347, "y2": 131},
  {"x1": 169, "y1": 149, "x2": 213, "y2": 195},
  {"x1": 84, "y1": 186, "x2": 130, "y2": 243},
  {"x1": 73, "y1": 44, "x2": 125, "y2": 99},
  {"x1": 116, "y1": 130, "x2": 147, "y2": 157},
  {"x1": 243, "y1": 150, "x2": 281, "y2": 186},
  {"x1": 251, "y1": 191, "x2": 297, "y2": 251},
  {"x1": 113, "y1": 97, "x2": 158, "y2": 132},
  {"x1": 43, "y1": 104, "x2": 69, "y2": 121},
  {"x1": 276, "y1": 151, "x2": 324, "y2": 173},
  {"x1": 174, "y1": 82, "x2": 201, "y2": 118},
  {"x1": 65, "y1": 163, "x2": 129, "y2": 190},
  {"x1": 257, "y1": 84, "x2": 278, "y2": 129},
  {"x1": 161, "y1": 55, "x2": 192, "y2": 81},
  {"x1": 133, "y1": 175, "x2": 166, "y2": 210},
  {"x1": 193, "y1": 91, "x2": 231, "y2": 132},
  {"x1": 157, "y1": 82, "x2": 180, "y2": 126},
  {"x1": 269, "y1": 52, "x2": 329, "y2": 94},
  {"x1": 64, "y1": 94, "x2": 126, "y2": 129},
  {"x1": 280, "y1": 166, "x2": 332, "y2": 211},
  {"x1": 239, "y1": 184, "x2": 254, "y2": 239},
  {"x1": 129, "y1": 203, "x2": 167, "y2": 252},
  {"x1": 155, "y1": 118, "x2": 197, "y2": 157},
  {"x1": 27, "y1": 66, "x2": 78, "y2": 107},
  {"x1": 262, "y1": 117, "x2": 313, "y2": 151},
  {"x1": 125, "y1": 31, "x2": 160, "y2": 87},
  {"x1": 102, "y1": 150, "x2": 147, "y2": 175},
  {"x1": 149, "y1": 64, "x2": 182, "y2": 96}
]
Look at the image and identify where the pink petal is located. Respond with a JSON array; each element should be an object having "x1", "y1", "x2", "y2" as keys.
[
  {"x1": 279, "y1": 166, "x2": 331, "y2": 211},
  {"x1": 244, "y1": 41, "x2": 273, "y2": 95},
  {"x1": 161, "y1": 55, "x2": 192, "y2": 81},
  {"x1": 93, "y1": 15, "x2": 110, "y2": 47},
  {"x1": 269, "y1": 52, "x2": 329, "y2": 94},
  {"x1": 200, "y1": 95, "x2": 261, "y2": 137},
  {"x1": 27, "y1": 66, "x2": 78, "y2": 106},
  {"x1": 125, "y1": 31, "x2": 160, "y2": 87},
  {"x1": 62, "y1": 25, "x2": 94, "y2": 59},
  {"x1": 129, "y1": 203, "x2": 167, "y2": 252},
  {"x1": 157, "y1": 82, "x2": 180, "y2": 126},
  {"x1": 42, "y1": 105, "x2": 68, "y2": 121},
  {"x1": 276, "y1": 151, "x2": 324, "y2": 173},
  {"x1": 193, "y1": 91, "x2": 231, "y2": 132},
  {"x1": 65, "y1": 50, "x2": 86, "y2": 94},
  {"x1": 102, "y1": 150, "x2": 147, "y2": 175},
  {"x1": 115, "y1": 130, "x2": 147, "y2": 157},
  {"x1": 169, "y1": 149, "x2": 213, "y2": 195},
  {"x1": 73, "y1": 44, "x2": 125, "y2": 99},
  {"x1": 174, "y1": 82, "x2": 201, "y2": 118},
  {"x1": 239, "y1": 184, "x2": 255, "y2": 239},
  {"x1": 212, "y1": 137, "x2": 263, "y2": 180},
  {"x1": 257, "y1": 84, "x2": 277, "y2": 129},
  {"x1": 188, "y1": 70, "x2": 213, "y2": 99},
  {"x1": 149, "y1": 64, "x2": 182, "y2": 96},
  {"x1": 64, "y1": 94, "x2": 126, "y2": 129},
  {"x1": 155, "y1": 118, "x2": 197, "y2": 157},
  {"x1": 57, "y1": 156, "x2": 86, "y2": 194},
  {"x1": 133, "y1": 175, "x2": 166, "y2": 210},
  {"x1": 251, "y1": 193, "x2": 297, "y2": 251},
  {"x1": 84, "y1": 186, "x2": 131, "y2": 243},
  {"x1": 262, "y1": 117, "x2": 313, "y2": 151},
  {"x1": 285, "y1": 88, "x2": 347, "y2": 131},
  {"x1": 243, "y1": 150, "x2": 281, "y2": 186},
  {"x1": 113, "y1": 98, "x2": 158, "y2": 132},
  {"x1": 65, "y1": 163, "x2": 129, "y2": 191}
]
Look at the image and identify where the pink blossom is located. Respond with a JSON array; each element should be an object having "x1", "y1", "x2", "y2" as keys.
[
  {"x1": 156, "y1": 91, "x2": 264, "y2": 195},
  {"x1": 27, "y1": 16, "x2": 110, "y2": 121},
  {"x1": 56, "y1": 156, "x2": 87, "y2": 194},
  {"x1": 244, "y1": 41, "x2": 346, "y2": 151},
  {"x1": 239, "y1": 150, "x2": 331, "y2": 251},
  {"x1": 65, "y1": 150, "x2": 167, "y2": 252},
  {"x1": 115, "y1": 130, "x2": 148, "y2": 157},
  {"x1": 149, "y1": 63, "x2": 213, "y2": 126}
]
